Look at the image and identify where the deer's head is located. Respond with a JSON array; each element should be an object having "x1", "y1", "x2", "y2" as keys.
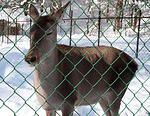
[{"x1": 25, "y1": 1, "x2": 70, "y2": 66}]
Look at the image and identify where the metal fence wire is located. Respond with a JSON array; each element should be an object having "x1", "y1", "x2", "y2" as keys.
[{"x1": 0, "y1": 0, "x2": 149, "y2": 116}]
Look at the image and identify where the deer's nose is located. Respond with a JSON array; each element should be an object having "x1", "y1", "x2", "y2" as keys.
[{"x1": 25, "y1": 56, "x2": 37, "y2": 64}]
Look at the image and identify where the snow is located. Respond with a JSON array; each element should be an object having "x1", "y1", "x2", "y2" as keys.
[
  {"x1": 0, "y1": 32, "x2": 149, "y2": 116},
  {"x1": 0, "y1": 1, "x2": 150, "y2": 116}
]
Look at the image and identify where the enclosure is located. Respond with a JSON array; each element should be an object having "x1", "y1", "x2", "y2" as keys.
[{"x1": 0, "y1": 0, "x2": 150, "y2": 116}]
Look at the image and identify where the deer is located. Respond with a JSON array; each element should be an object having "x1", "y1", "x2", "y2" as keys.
[{"x1": 25, "y1": 1, "x2": 138, "y2": 116}]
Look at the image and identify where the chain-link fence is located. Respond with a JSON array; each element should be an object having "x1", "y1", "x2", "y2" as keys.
[{"x1": 0, "y1": 0, "x2": 149, "y2": 116}]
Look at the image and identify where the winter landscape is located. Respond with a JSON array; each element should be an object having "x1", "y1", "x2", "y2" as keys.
[{"x1": 0, "y1": 0, "x2": 150, "y2": 116}]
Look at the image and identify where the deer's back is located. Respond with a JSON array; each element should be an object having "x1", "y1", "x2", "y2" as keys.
[{"x1": 57, "y1": 44, "x2": 138, "y2": 105}]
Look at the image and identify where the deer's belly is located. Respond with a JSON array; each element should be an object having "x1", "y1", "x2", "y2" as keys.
[{"x1": 33, "y1": 70, "x2": 111, "y2": 110}]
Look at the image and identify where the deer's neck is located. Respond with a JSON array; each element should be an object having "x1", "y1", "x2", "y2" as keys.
[{"x1": 36, "y1": 38, "x2": 58, "y2": 76}]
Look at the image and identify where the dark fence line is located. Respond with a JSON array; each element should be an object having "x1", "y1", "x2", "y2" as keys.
[
  {"x1": 1, "y1": 15, "x2": 149, "y2": 58},
  {"x1": 62, "y1": 16, "x2": 150, "y2": 21}
]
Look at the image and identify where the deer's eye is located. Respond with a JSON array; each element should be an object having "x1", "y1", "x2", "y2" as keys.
[{"x1": 47, "y1": 31, "x2": 53, "y2": 36}]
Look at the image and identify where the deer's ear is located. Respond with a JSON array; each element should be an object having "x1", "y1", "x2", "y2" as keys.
[
  {"x1": 29, "y1": 4, "x2": 39, "y2": 23},
  {"x1": 52, "y1": 1, "x2": 71, "y2": 22}
]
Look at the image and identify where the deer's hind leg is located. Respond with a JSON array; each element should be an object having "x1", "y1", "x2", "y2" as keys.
[
  {"x1": 108, "y1": 69, "x2": 135, "y2": 116},
  {"x1": 99, "y1": 89, "x2": 123, "y2": 116},
  {"x1": 99, "y1": 97, "x2": 111, "y2": 116},
  {"x1": 108, "y1": 95, "x2": 121, "y2": 116},
  {"x1": 107, "y1": 89, "x2": 126, "y2": 116},
  {"x1": 46, "y1": 110, "x2": 56, "y2": 116},
  {"x1": 61, "y1": 102, "x2": 75, "y2": 116}
]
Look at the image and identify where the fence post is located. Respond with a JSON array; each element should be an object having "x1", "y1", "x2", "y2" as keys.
[
  {"x1": 69, "y1": 5, "x2": 73, "y2": 46},
  {"x1": 86, "y1": 15, "x2": 90, "y2": 34},
  {"x1": 98, "y1": 6, "x2": 101, "y2": 46},
  {"x1": 15, "y1": 18, "x2": 17, "y2": 43},
  {"x1": 7, "y1": 17, "x2": 9, "y2": 44},
  {"x1": 136, "y1": 10, "x2": 142, "y2": 58},
  {"x1": 2, "y1": 19, "x2": 4, "y2": 43},
  {"x1": 30, "y1": 19, "x2": 32, "y2": 43},
  {"x1": 106, "y1": 1, "x2": 109, "y2": 23},
  {"x1": 22, "y1": 23, "x2": 24, "y2": 35}
]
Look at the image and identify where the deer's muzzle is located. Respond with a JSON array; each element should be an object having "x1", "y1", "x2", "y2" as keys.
[{"x1": 25, "y1": 55, "x2": 37, "y2": 65}]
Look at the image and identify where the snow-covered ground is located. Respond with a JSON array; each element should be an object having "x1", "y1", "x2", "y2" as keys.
[
  {"x1": 0, "y1": 1, "x2": 150, "y2": 116},
  {"x1": 0, "y1": 32, "x2": 149, "y2": 116}
]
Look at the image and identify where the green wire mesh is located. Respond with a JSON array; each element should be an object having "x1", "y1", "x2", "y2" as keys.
[{"x1": 0, "y1": 0, "x2": 149, "y2": 116}]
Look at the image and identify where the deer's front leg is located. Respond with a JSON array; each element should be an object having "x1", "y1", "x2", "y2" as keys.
[{"x1": 61, "y1": 103, "x2": 74, "y2": 116}]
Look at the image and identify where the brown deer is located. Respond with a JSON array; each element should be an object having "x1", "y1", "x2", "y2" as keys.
[{"x1": 25, "y1": 1, "x2": 138, "y2": 116}]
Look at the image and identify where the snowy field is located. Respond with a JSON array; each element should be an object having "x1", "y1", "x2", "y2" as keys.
[{"x1": 0, "y1": 1, "x2": 150, "y2": 116}]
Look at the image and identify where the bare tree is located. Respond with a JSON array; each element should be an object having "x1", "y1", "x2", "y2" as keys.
[
  {"x1": 40, "y1": 0, "x2": 62, "y2": 14},
  {"x1": 87, "y1": 0, "x2": 145, "y2": 35},
  {"x1": 9, "y1": 0, "x2": 62, "y2": 16}
]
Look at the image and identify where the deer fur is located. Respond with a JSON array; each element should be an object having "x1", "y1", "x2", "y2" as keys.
[{"x1": 25, "y1": 1, "x2": 138, "y2": 116}]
